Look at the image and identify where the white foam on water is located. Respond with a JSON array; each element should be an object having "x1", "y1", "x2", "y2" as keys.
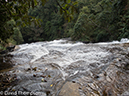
[
  {"x1": 97, "y1": 38, "x2": 129, "y2": 45},
  {"x1": 11, "y1": 38, "x2": 128, "y2": 66},
  {"x1": 10, "y1": 39, "x2": 109, "y2": 66},
  {"x1": 11, "y1": 43, "x2": 49, "y2": 63},
  {"x1": 120, "y1": 38, "x2": 129, "y2": 43}
]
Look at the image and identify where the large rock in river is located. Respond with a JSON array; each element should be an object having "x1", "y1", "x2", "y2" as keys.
[
  {"x1": 14, "y1": 45, "x2": 20, "y2": 51},
  {"x1": 59, "y1": 82, "x2": 80, "y2": 96}
]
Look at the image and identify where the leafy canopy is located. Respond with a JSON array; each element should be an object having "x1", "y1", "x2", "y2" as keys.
[{"x1": 0, "y1": 0, "x2": 77, "y2": 42}]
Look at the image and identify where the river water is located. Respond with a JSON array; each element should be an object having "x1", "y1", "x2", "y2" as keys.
[{"x1": 1, "y1": 38, "x2": 129, "y2": 96}]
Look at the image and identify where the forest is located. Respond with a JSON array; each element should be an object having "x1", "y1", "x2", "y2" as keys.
[{"x1": 0, "y1": 0, "x2": 129, "y2": 49}]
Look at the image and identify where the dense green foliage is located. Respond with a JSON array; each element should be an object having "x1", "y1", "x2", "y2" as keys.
[
  {"x1": 0, "y1": 0, "x2": 129, "y2": 46},
  {"x1": 20, "y1": 0, "x2": 78, "y2": 43},
  {"x1": 21, "y1": 0, "x2": 65, "y2": 42},
  {"x1": 0, "y1": 0, "x2": 37, "y2": 42},
  {"x1": 0, "y1": 0, "x2": 77, "y2": 44},
  {"x1": 72, "y1": 0, "x2": 129, "y2": 42}
]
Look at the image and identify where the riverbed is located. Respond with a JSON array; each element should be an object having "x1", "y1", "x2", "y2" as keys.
[{"x1": 0, "y1": 39, "x2": 129, "y2": 96}]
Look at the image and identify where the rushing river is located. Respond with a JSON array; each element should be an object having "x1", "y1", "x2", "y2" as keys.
[{"x1": 0, "y1": 38, "x2": 129, "y2": 96}]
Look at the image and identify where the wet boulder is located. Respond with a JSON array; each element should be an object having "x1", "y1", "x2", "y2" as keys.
[
  {"x1": 6, "y1": 46, "x2": 15, "y2": 52},
  {"x1": 59, "y1": 82, "x2": 80, "y2": 96},
  {"x1": 0, "y1": 46, "x2": 15, "y2": 55},
  {"x1": 0, "y1": 50, "x2": 8, "y2": 54},
  {"x1": 14, "y1": 45, "x2": 20, "y2": 51}
]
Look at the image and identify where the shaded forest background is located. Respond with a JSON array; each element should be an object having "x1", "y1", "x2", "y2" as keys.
[{"x1": 0, "y1": 0, "x2": 129, "y2": 49}]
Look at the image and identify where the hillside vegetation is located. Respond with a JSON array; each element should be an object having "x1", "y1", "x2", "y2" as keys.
[{"x1": 0, "y1": 0, "x2": 129, "y2": 48}]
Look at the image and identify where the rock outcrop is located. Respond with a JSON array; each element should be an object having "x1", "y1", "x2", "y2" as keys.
[{"x1": 59, "y1": 82, "x2": 80, "y2": 96}]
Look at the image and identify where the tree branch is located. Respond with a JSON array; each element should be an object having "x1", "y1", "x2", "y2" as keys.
[
  {"x1": 1, "y1": 2, "x2": 12, "y2": 17},
  {"x1": 55, "y1": 0, "x2": 67, "y2": 13}
]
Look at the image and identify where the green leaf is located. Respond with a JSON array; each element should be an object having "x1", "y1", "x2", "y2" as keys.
[
  {"x1": 22, "y1": 22, "x2": 26, "y2": 27},
  {"x1": 67, "y1": 0, "x2": 71, "y2": 3},
  {"x1": 73, "y1": 1, "x2": 78, "y2": 5},
  {"x1": 68, "y1": 17, "x2": 70, "y2": 22},
  {"x1": 65, "y1": 4, "x2": 68, "y2": 8},
  {"x1": 34, "y1": 0, "x2": 38, "y2": 6}
]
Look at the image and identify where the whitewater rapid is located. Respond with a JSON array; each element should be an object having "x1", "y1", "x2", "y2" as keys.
[{"x1": 3, "y1": 38, "x2": 129, "y2": 96}]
